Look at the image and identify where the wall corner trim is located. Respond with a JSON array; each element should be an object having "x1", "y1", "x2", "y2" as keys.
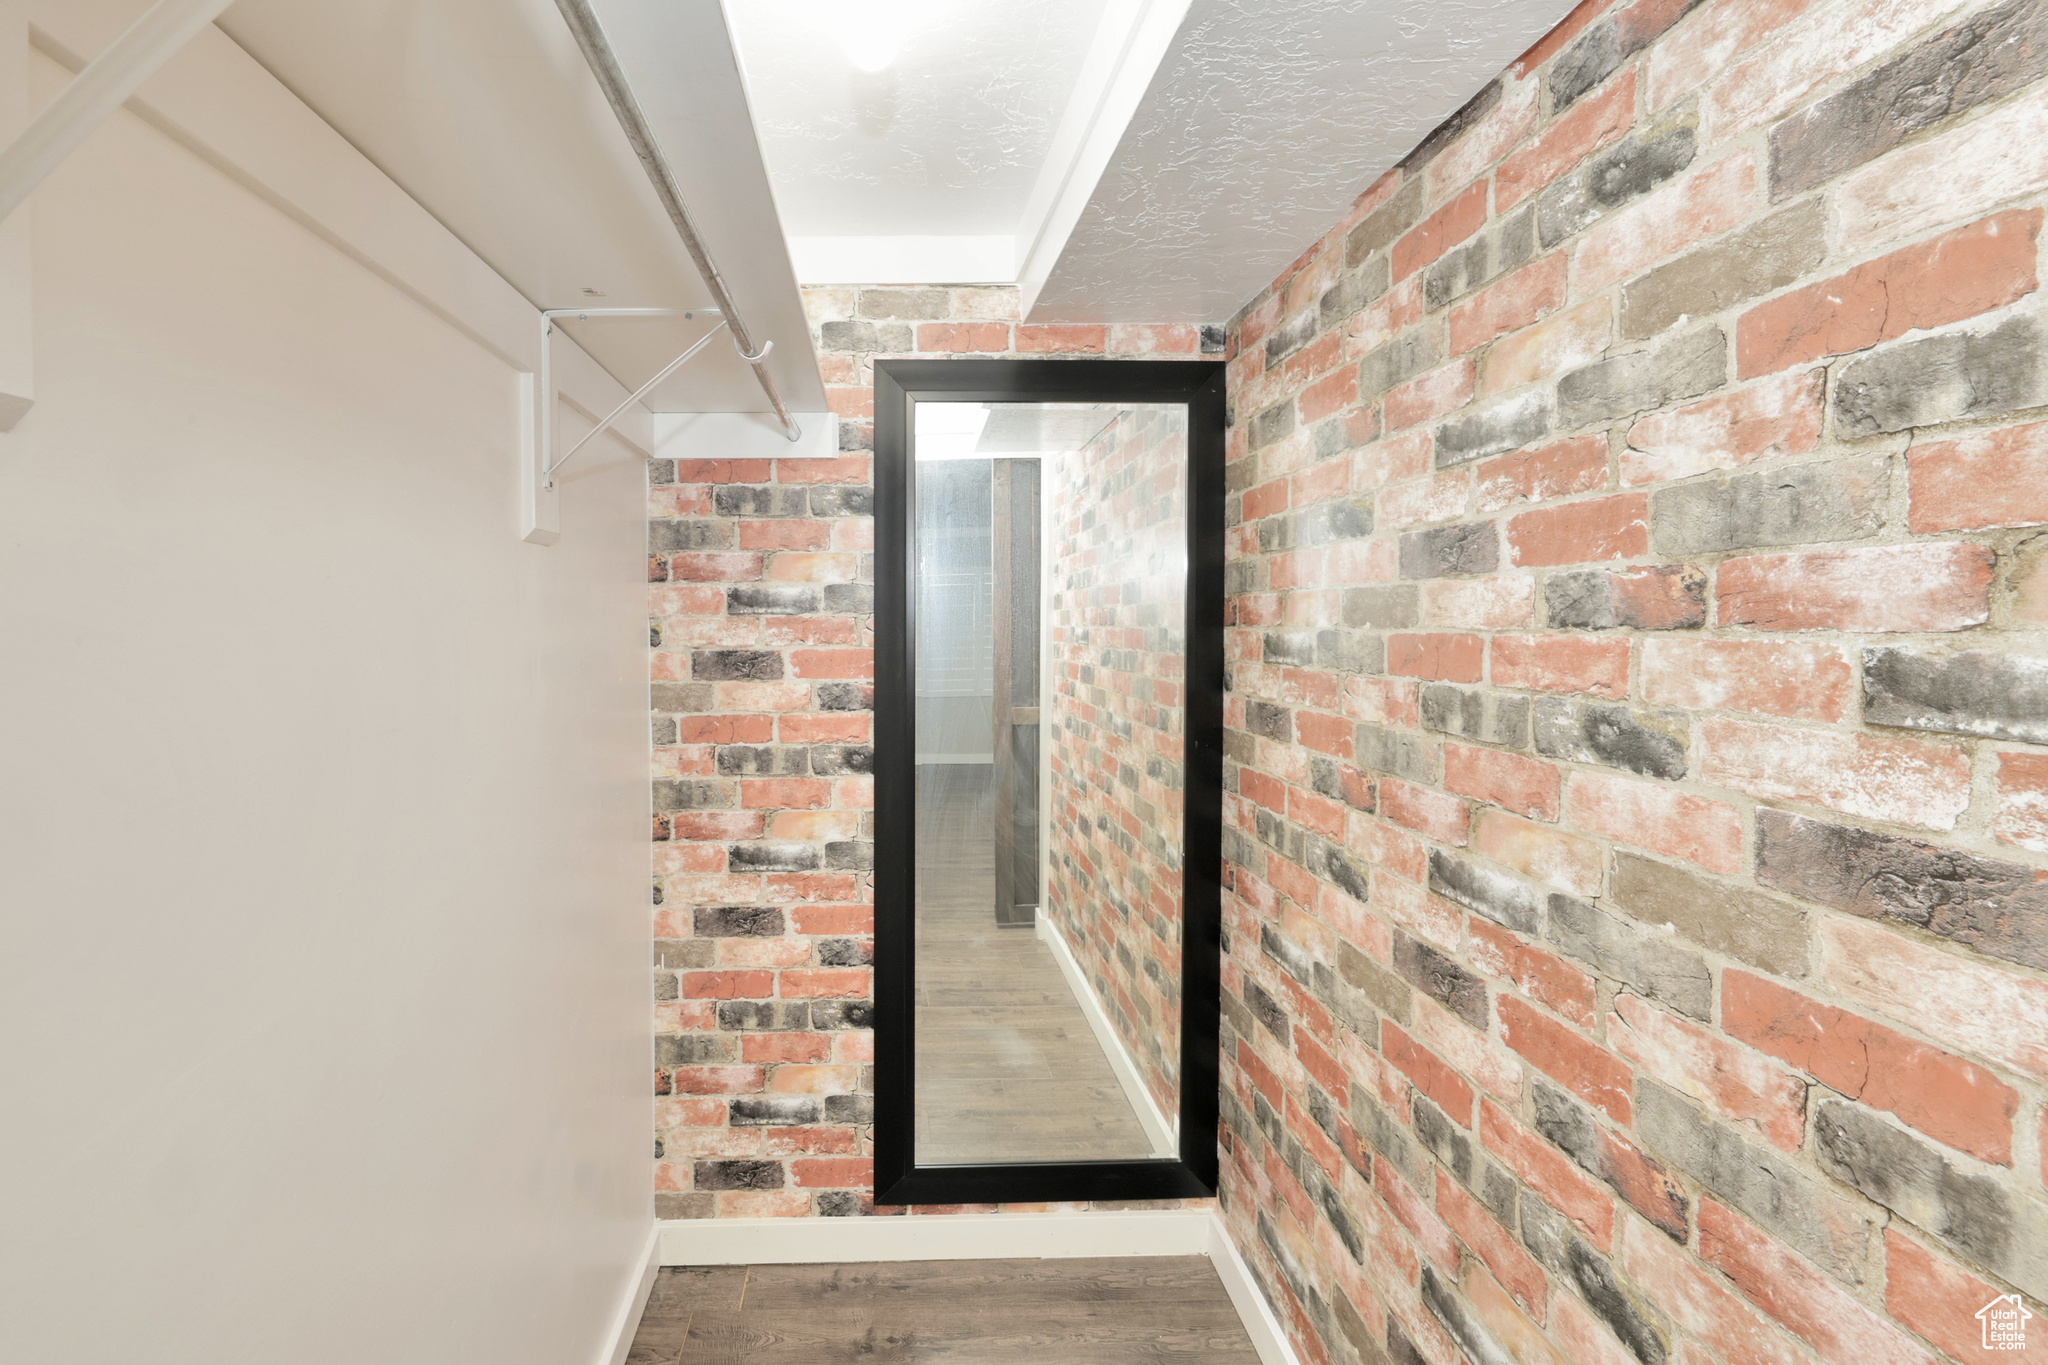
[
  {"x1": 655, "y1": 1208, "x2": 1301, "y2": 1365},
  {"x1": 595, "y1": 1223, "x2": 662, "y2": 1365}
]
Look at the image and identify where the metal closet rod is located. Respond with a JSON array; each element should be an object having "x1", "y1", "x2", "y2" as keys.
[{"x1": 552, "y1": 0, "x2": 801, "y2": 443}]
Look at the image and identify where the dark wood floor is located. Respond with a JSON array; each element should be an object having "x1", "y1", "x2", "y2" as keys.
[
  {"x1": 914, "y1": 763, "x2": 1160, "y2": 1164},
  {"x1": 623, "y1": 1257, "x2": 1261, "y2": 1363}
]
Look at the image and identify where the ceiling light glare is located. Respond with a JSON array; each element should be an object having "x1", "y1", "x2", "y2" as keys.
[{"x1": 844, "y1": 28, "x2": 900, "y2": 72}]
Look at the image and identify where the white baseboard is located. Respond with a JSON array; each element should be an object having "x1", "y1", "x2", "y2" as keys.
[
  {"x1": 595, "y1": 1223, "x2": 661, "y2": 1365},
  {"x1": 1038, "y1": 914, "x2": 1179, "y2": 1156},
  {"x1": 655, "y1": 1209, "x2": 1299, "y2": 1365}
]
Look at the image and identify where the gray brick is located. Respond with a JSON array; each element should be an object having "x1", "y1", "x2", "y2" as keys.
[
  {"x1": 649, "y1": 519, "x2": 732, "y2": 553},
  {"x1": 1435, "y1": 389, "x2": 1552, "y2": 467},
  {"x1": 817, "y1": 937, "x2": 873, "y2": 966},
  {"x1": 825, "y1": 840, "x2": 873, "y2": 870},
  {"x1": 823, "y1": 582, "x2": 874, "y2": 613},
  {"x1": 818, "y1": 319, "x2": 913, "y2": 352},
  {"x1": 1771, "y1": 0, "x2": 2048, "y2": 202},
  {"x1": 1359, "y1": 329, "x2": 1440, "y2": 399},
  {"x1": 1401, "y1": 77, "x2": 1504, "y2": 173},
  {"x1": 1558, "y1": 326, "x2": 1726, "y2": 428},
  {"x1": 856, "y1": 286, "x2": 948, "y2": 319},
  {"x1": 716, "y1": 1000, "x2": 808, "y2": 1030},
  {"x1": 1863, "y1": 646, "x2": 2048, "y2": 744},
  {"x1": 1498, "y1": 205, "x2": 1537, "y2": 271},
  {"x1": 1621, "y1": 200, "x2": 1828, "y2": 340},
  {"x1": 695, "y1": 906, "x2": 785, "y2": 937},
  {"x1": 1567, "y1": 1240, "x2": 1668, "y2": 1365},
  {"x1": 1547, "y1": 893, "x2": 1713, "y2": 1021},
  {"x1": 808, "y1": 485, "x2": 874, "y2": 517},
  {"x1": 810, "y1": 999, "x2": 874, "y2": 1030},
  {"x1": 816, "y1": 681, "x2": 872, "y2": 711},
  {"x1": 1321, "y1": 257, "x2": 1393, "y2": 332},
  {"x1": 655, "y1": 1034, "x2": 731, "y2": 1065},
  {"x1": 1534, "y1": 698, "x2": 1688, "y2": 780},
  {"x1": 727, "y1": 843, "x2": 821, "y2": 872},
  {"x1": 714, "y1": 745, "x2": 805, "y2": 776},
  {"x1": 1346, "y1": 176, "x2": 1426, "y2": 266},
  {"x1": 1650, "y1": 453, "x2": 1888, "y2": 554},
  {"x1": 1429, "y1": 850, "x2": 1541, "y2": 935},
  {"x1": 809, "y1": 744, "x2": 875, "y2": 775},
  {"x1": 654, "y1": 938, "x2": 712, "y2": 970},
  {"x1": 1420, "y1": 685, "x2": 1531, "y2": 747},
  {"x1": 650, "y1": 682, "x2": 714, "y2": 713},
  {"x1": 1412, "y1": 1095, "x2": 1474, "y2": 1184},
  {"x1": 656, "y1": 1192, "x2": 713, "y2": 1219},
  {"x1": 1421, "y1": 1266, "x2": 1514, "y2": 1365},
  {"x1": 1314, "y1": 628, "x2": 1385, "y2": 675},
  {"x1": 1539, "y1": 125, "x2": 1696, "y2": 250},
  {"x1": 1357, "y1": 724, "x2": 1435, "y2": 784},
  {"x1": 1245, "y1": 700, "x2": 1293, "y2": 741},
  {"x1": 713, "y1": 485, "x2": 807, "y2": 517},
  {"x1": 691, "y1": 649, "x2": 783, "y2": 681},
  {"x1": 1299, "y1": 498, "x2": 1375, "y2": 544},
  {"x1": 1393, "y1": 931, "x2": 1488, "y2": 1028},
  {"x1": 1250, "y1": 402, "x2": 1296, "y2": 450},
  {"x1": 653, "y1": 779, "x2": 734, "y2": 811},
  {"x1": 1545, "y1": 566, "x2": 1707, "y2": 631},
  {"x1": 1814, "y1": 1099, "x2": 2048, "y2": 1299},
  {"x1": 730, "y1": 1097, "x2": 819, "y2": 1127},
  {"x1": 1549, "y1": 21, "x2": 1621, "y2": 112},
  {"x1": 1424, "y1": 236, "x2": 1493, "y2": 312},
  {"x1": 1261, "y1": 632, "x2": 1317, "y2": 667},
  {"x1": 1610, "y1": 853, "x2": 1811, "y2": 978},
  {"x1": 1836, "y1": 313, "x2": 2048, "y2": 436},
  {"x1": 824, "y1": 1093, "x2": 873, "y2": 1124},
  {"x1": 1244, "y1": 977, "x2": 1291, "y2": 1044},
  {"x1": 1638, "y1": 1082, "x2": 1877, "y2": 1282},
  {"x1": 1339, "y1": 939, "x2": 1412, "y2": 1024},
  {"x1": 1755, "y1": 808, "x2": 2048, "y2": 971},
  {"x1": 1342, "y1": 583, "x2": 1420, "y2": 629},
  {"x1": 1399, "y1": 523, "x2": 1500, "y2": 578}
]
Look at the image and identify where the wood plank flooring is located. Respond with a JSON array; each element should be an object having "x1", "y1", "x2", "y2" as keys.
[
  {"x1": 913, "y1": 763, "x2": 1162, "y2": 1164},
  {"x1": 623, "y1": 1257, "x2": 1261, "y2": 1364}
]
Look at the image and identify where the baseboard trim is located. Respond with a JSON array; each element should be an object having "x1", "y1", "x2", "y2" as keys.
[
  {"x1": 1037, "y1": 914, "x2": 1179, "y2": 1156},
  {"x1": 595, "y1": 1223, "x2": 661, "y2": 1365},
  {"x1": 656, "y1": 1209, "x2": 1301, "y2": 1365}
]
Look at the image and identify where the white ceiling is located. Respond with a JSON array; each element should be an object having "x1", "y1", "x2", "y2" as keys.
[
  {"x1": 215, "y1": 0, "x2": 823, "y2": 414},
  {"x1": 1031, "y1": 0, "x2": 1581, "y2": 323}
]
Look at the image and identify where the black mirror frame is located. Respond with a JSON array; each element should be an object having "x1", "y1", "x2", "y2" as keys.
[{"x1": 872, "y1": 357, "x2": 1227, "y2": 1206}]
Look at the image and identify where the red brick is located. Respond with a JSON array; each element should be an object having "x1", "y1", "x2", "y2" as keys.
[
  {"x1": 1374, "y1": 1154, "x2": 1460, "y2": 1274},
  {"x1": 1289, "y1": 787, "x2": 1346, "y2": 841},
  {"x1": 1382, "y1": 1020, "x2": 1476, "y2": 1124},
  {"x1": 1378, "y1": 461, "x2": 1474, "y2": 527},
  {"x1": 1622, "y1": 368, "x2": 1824, "y2": 486},
  {"x1": 1478, "y1": 1099, "x2": 1614, "y2": 1250},
  {"x1": 1418, "y1": 575, "x2": 1534, "y2": 630},
  {"x1": 1450, "y1": 253, "x2": 1570, "y2": 354},
  {"x1": 1739, "y1": 211, "x2": 2041, "y2": 378},
  {"x1": 1243, "y1": 476, "x2": 1290, "y2": 521},
  {"x1": 672, "y1": 1064, "x2": 766, "y2": 1094},
  {"x1": 672, "y1": 459, "x2": 775, "y2": 483},
  {"x1": 1497, "y1": 69, "x2": 1638, "y2": 211},
  {"x1": 1444, "y1": 743, "x2": 1561, "y2": 820},
  {"x1": 779, "y1": 968, "x2": 869, "y2": 999},
  {"x1": 1473, "y1": 810, "x2": 1603, "y2": 897},
  {"x1": 1298, "y1": 365, "x2": 1360, "y2": 424},
  {"x1": 1468, "y1": 921, "x2": 1596, "y2": 1030},
  {"x1": 740, "y1": 778, "x2": 832, "y2": 810},
  {"x1": 1698, "y1": 716, "x2": 1972, "y2": 831},
  {"x1": 675, "y1": 714, "x2": 775, "y2": 743},
  {"x1": 1380, "y1": 779, "x2": 1471, "y2": 844},
  {"x1": 1013, "y1": 323, "x2": 1106, "y2": 354},
  {"x1": 1611, "y1": 993, "x2": 1806, "y2": 1153},
  {"x1": 1511, "y1": 0, "x2": 1609, "y2": 75},
  {"x1": 779, "y1": 714, "x2": 869, "y2": 743},
  {"x1": 682, "y1": 970, "x2": 773, "y2": 1000},
  {"x1": 1393, "y1": 180, "x2": 1489, "y2": 281},
  {"x1": 1496, "y1": 993, "x2": 1632, "y2": 1123},
  {"x1": 914, "y1": 321, "x2": 1011, "y2": 352},
  {"x1": 1821, "y1": 916, "x2": 2048, "y2": 1084},
  {"x1": 1490, "y1": 633, "x2": 1629, "y2": 699},
  {"x1": 671, "y1": 551, "x2": 764, "y2": 581},
  {"x1": 1722, "y1": 970, "x2": 2018, "y2": 1164},
  {"x1": 791, "y1": 1157, "x2": 872, "y2": 1187},
  {"x1": 1474, "y1": 435, "x2": 1608, "y2": 512},
  {"x1": 1716, "y1": 543, "x2": 1994, "y2": 632},
  {"x1": 1238, "y1": 767, "x2": 1287, "y2": 814},
  {"x1": 1109, "y1": 323, "x2": 1200, "y2": 355},
  {"x1": 1386, "y1": 360, "x2": 1476, "y2": 430},
  {"x1": 1506, "y1": 494, "x2": 1648, "y2": 566},
  {"x1": 1575, "y1": 152, "x2": 1755, "y2": 293},
  {"x1": 1909, "y1": 418, "x2": 2048, "y2": 533},
  {"x1": 1620, "y1": 1216, "x2": 1807, "y2": 1365},
  {"x1": 1698, "y1": 1201, "x2": 1937, "y2": 1365},
  {"x1": 1640, "y1": 637, "x2": 1854, "y2": 723},
  {"x1": 1565, "y1": 771, "x2": 1743, "y2": 875},
  {"x1": 739, "y1": 520, "x2": 830, "y2": 551},
  {"x1": 741, "y1": 1032, "x2": 831, "y2": 1063},
  {"x1": 1886, "y1": 1228, "x2": 2033, "y2": 1365},
  {"x1": 1993, "y1": 753, "x2": 2048, "y2": 854},
  {"x1": 1295, "y1": 709, "x2": 1353, "y2": 758},
  {"x1": 764, "y1": 1125, "x2": 859, "y2": 1156},
  {"x1": 670, "y1": 811, "x2": 766, "y2": 841},
  {"x1": 1482, "y1": 297, "x2": 1610, "y2": 393},
  {"x1": 788, "y1": 648, "x2": 873, "y2": 679},
  {"x1": 788, "y1": 904, "x2": 871, "y2": 935},
  {"x1": 1387, "y1": 633, "x2": 1484, "y2": 682},
  {"x1": 1438, "y1": 1171, "x2": 1550, "y2": 1320}
]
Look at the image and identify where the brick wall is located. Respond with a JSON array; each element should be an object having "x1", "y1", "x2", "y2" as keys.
[
  {"x1": 1046, "y1": 404, "x2": 1192, "y2": 1117},
  {"x1": 1216, "y1": 0, "x2": 2048, "y2": 1360},
  {"x1": 649, "y1": 285, "x2": 1220, "y2": 1217}
]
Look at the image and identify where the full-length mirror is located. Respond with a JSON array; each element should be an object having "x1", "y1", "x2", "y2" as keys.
[{"x1": 875, "y1": 360, "x2": 1225, "y2": 1206}]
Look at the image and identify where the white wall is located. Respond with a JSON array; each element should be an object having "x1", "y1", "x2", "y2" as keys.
[{"x1": 0, "y1": 52, "x2": 652, "y2": 1364}]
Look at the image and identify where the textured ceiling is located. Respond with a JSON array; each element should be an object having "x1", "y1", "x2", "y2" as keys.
[
  {"x1": 729, "y1": 0, "x2": 1106, "y2": 237},
  {"x1": 1030, "y1": 0, "x2": 1580, "y2": 323}
]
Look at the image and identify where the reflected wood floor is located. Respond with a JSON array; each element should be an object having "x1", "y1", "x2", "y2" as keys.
[
  {"x1": 624, "y1": 1258, "x2": 1261, "y2": 1364},
  {"x1": 914, "y1": 764, "x2": 1159, "y2": 1164}
]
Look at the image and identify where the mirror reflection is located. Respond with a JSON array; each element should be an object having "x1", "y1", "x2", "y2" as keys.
[{"x1": 913, "y1": 400, "x2": 1187, "y2": 1166}]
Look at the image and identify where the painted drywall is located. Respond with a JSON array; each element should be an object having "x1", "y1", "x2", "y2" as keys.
[{"x1": 0, "y1": 54, "x2": 652, "y2": 1364}]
